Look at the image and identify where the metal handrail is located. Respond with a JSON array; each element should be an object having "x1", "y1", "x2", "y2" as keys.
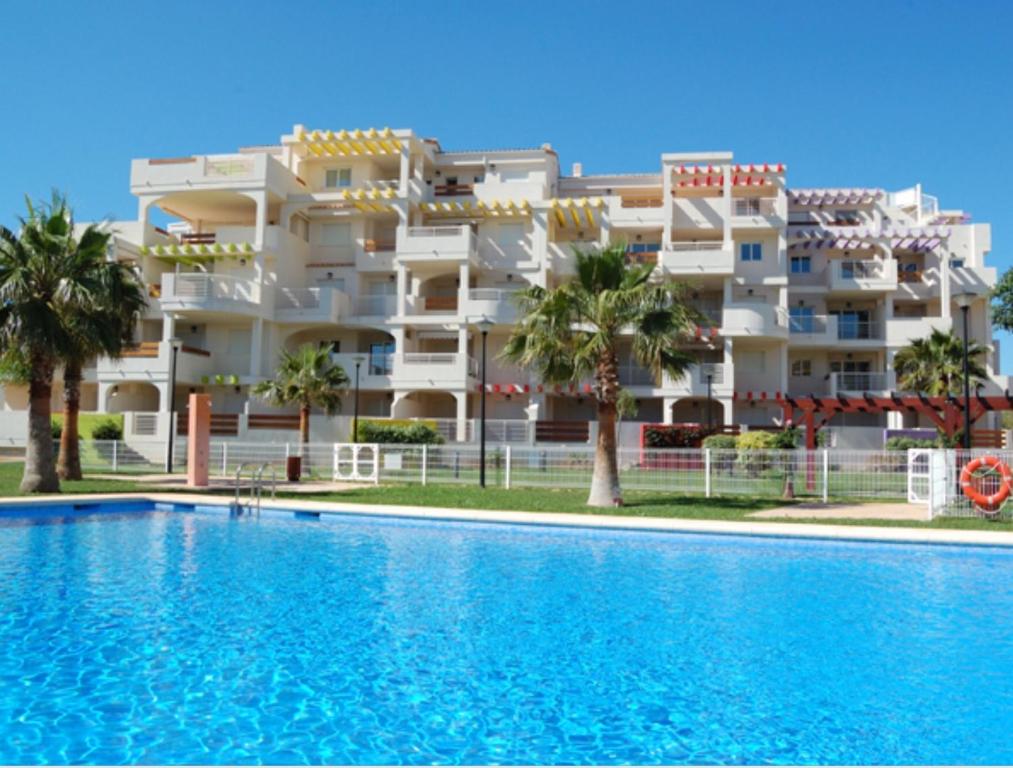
[{"x1": 253, "y1": 463, "x2": 278, "y2": 515}]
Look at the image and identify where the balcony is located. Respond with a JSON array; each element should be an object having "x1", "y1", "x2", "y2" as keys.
[
  {"x1": 661, "y1": 241, "x2": 734, "y2": 275},
  {"x1": 403, "y1": 295, "x2": 459, "y2": 315},
  {"x1": 130, "y1": 152, "x2": 286, "y2": 193},
  {"x1": 97, "y1": 341, "x2": 214, "y2": 384},
  {"x1": 274, "y1": 287, "x2": 348, "y2": 324},
  {"x1": 397, "y1": 225, "x2": 477, "y2": 263},
  {"x1": 788, "y1": 314, "x2": 838, "y2": 346},
  {"x1": 886, "y1": 316, "x2": 953, "y2": 347},
  {"x1": 664, "y1": 363, "x2": 733, "y2": 397},
  {"x1": 618, "y1": 364, "x2": 658, "y2": 387},
  {"x1": 467, "y1": 288, "x2": 520, "y2": 324},
  {"x1": 828, "y1": 259, "x2": 898, "y2": 293},
  {"x1": 160, "y1": 273, "x2": 266, "y2": 317},
  {"x1": 357, "y1": 238, "x2": 397, "y2": 272},
  {"x1": 830, "y1": 371, "x2": 896, "y2": 395},
  {"x1": 392, "y1": 353, "x2": 478, "y2": 387},
  {"x1": 731, "y1": 197, "x2": 780, "y2": 228},
  {"x1": 722, "y1": 303, "x2": 789, "y2": 339},
  {"x1": 434, "y1": 184, "x2": 474, "y2": 197},
  {"x1": 950, "y1": 264, "x2": 997, "y2": 296},
  {"x1": 353, "y1": 294, "x2": 397, "y2": 318},
  {"x1": 609, "y1": 196, "x2": 665, "y2": 226}
]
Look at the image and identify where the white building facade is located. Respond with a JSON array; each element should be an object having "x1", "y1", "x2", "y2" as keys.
[{"x1": 0, "y1": 125, "x2": 1003, "y2": 446}]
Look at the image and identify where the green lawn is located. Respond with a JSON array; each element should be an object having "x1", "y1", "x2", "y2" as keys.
[{"x1": 0, "y1": 461, "x2": 145, "y2": 496}]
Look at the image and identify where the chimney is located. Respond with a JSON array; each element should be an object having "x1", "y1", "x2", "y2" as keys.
[{"x1": 572, "y1": 162, "x2": 583, "y2": 178}]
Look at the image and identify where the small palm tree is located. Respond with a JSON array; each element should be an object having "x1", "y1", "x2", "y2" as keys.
[
  {"x1": 0, "y1": 193, "x2": 131, "y2": 492},
  {"x1": 252, "y1": 344, "x2": 349, "y2": 446},
  {"x1": 57, "y1": 258, "x2": 147, "y2": 480},
  {"x1": 502, "y1": 243, "x2": 701, "y2": 506},
  {"x1": 894, "y1": 328, "x2": 988, "y2": 396}
]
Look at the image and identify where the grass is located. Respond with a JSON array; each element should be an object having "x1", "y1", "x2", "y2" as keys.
[
  {"x1": 0, "y1": 461, "x2": 145, "y2": 496},
  {"x1": 0, "y1": 460, "x2": 1011, "y2": 533}
]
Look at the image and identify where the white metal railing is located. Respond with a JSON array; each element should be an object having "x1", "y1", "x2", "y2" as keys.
[
  {"x1": 204, "y1": 155, "x2": 254, "y2": 178},
  {"x1": 733, "y1": 198, "x2": 776, "y2": 216},
  {"x1": 836, "y1": 318, "x2": 883, "y2": 340},
  {"x1": 275, "y1": 287, "x2": 321, "y2": 310},
  {"x1": 789, "y1": 314, "x2": 831, "y2": 335},
  {"x1": 406, "y1": 225, "x2": 469, "y2": 238},
  {"x1": 167, "y1": 273, "x2": 259, "y2": 304},
  {"x1": 667, "y1": 241, "x2": 727, "y2": 251},
  {"x1": 832, "y1": 371, "x2": 894, "y2": 392},
  {"x1": 401, "y1": 353, "x2": 459, "y2": 365},
  {"x1": 834, "y1": 260, "x2": 889, "y2": 280},
  {"x1": 469, "y1": 288, "x2": 520, "y2": 301},
  {"x1": 355, "y1": 295, "x2": 396, "y2": 316}
]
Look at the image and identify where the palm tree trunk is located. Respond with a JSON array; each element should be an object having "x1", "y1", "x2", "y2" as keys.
[
  {"x1": 299, "y1": 404, "x2": 311, "y2": 473},
  {"x1": 22, "y1": 358, "x2": 60, "y2": 493},
  {"x1": 57, "y1": 361, "x2": 83, "y2": 481},
  {"x1": 587, "y1": 354, "x2": 622, "y2": 507}
]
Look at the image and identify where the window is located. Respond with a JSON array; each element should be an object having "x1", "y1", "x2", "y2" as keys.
[
  {"x1": 738, "y1": 351, "x2": 766, "y2": 372},
  {"x1": 739, "y1": 242, "x2": 762, "y2": 262},
  {"x1": 789, "y1": 306, "x2": 815, "y2": 333},
  {"x1": 831, "y1": 309, "x2": 871, "y2": 339},
  {"x1": 369, "y1": 341, "x2": 395, "y2": 375},
  {"x1": 325, "y1": 168, "x2": 352, "y2": 188},
  {"x1": 951, "y1": 258, "x2": 966, "y2": 269},
  {"x1": 791, "y1": 359, "x2": 812, "y2": 377},
  {"x1": 790, "y1": 255, "x2": 811, "y2": 274},
  {"x1": 445, "y1": 176, "x2": 458, "y2": 186},
  {"x1": 319, "y1": 222, "x2": 351, "y2": 246}
]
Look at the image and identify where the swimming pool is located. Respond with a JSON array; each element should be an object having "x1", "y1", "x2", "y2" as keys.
[{"x1": 0, "y1": 499, "x2": 1011, "y2": 764}]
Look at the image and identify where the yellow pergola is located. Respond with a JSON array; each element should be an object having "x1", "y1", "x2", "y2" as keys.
[
  {"x1": 549, "y1": 197, "x2": 605, "y2": 228},
  {"x1": 294, "y1": 127, "x2": 402, "y2": 157},
  {"x1": 340, "y1": 187, "x2": 399, "y2": 213},
  {"x1": 419, "y1": 199, "x2": 532, "y2": 218}
]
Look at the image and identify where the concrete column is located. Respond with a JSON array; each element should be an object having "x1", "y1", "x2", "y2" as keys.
[
  {"x1": 249, "y1": 190, "x2": 269, "y2": 250},
  {"x1": 161, "y1": 313, "x2": 176, "y2": 341},
  {"x1": 722, "y1": 166, "x2": 732, "y2": 246},
  {"x1": 778, "y1": 343, "x2": 788, "y2": 396},
  {"x1": 396, "y1": 264, "x2": 408, "y2": 316},
  {"x1": 398, "y1": 146, "x2": 411, "y2": 197},
  {"x1": 457, "y1": 325, "x2": 469, "y2": 355},
  {"x1": 938, "y1": 245, "x2": 952, "y2": 319},
  {"x1": 458, "y1": 262, "x2": 470, "y2": 316},
  {"x1": 250, "y1": 318, "x2": 264, "y2": 379},
  {"x1": 155, "y1": 381, "x2": 171, "y2": 412},
  {"x1": 662, "y1": 397, "x2": 677, "y2": 424},
  {"x1": 532, "y1": 210, "x2": 549, "y2": 286},
  {"x1": 455, "y1": 391, "x2": 468, "y2": 443},
  {"x1": 721, "y1": 398, "x2": 734, "y2": 426},
  {"x1": 661, "y1": 163, "x2": 673, "y2": 246}
]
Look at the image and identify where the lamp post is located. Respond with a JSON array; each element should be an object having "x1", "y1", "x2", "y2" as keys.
[
  {"x1": 166, "y1": 337, "x2": 183, "y2": 473},
  {"x1": 954, "y1": 292, "x2": 974, "y2": 451},
  {"x1": 477, "y1": 317, "x2": 494, "y2": 488},
  {"x1": 352, "y1": 354, "x2": 365, "y2": 443}
]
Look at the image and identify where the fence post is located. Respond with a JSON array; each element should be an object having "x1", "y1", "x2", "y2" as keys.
[
  {"x1": 222, "y1": 442, "x2": 229, "y2": 476},
  {"x1": 505, "y1": 445, "x2": 512, "y2": 489},
  {"x1": 332, "y1": 443, "x2": 339, "y2": 481},
  {"x1": 112, "y1": 440, "x2": 118, "y2": 473},
  {"x1": 822, "y1": 449, "x2": 829, "y2": 503},
  {"x1": 704, "y1": 449, "x2": 711, "y2": 498},
  {"x1": 421, "y1": 444, "x2": 428, "y2": 486},
  {"x1": 285, "y1": 442, "x2": 290, "y2": 460}
]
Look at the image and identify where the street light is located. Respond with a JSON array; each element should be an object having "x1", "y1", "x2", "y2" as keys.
[
  {"x1": 352, "y1": 354, "x2": 366, "y2": 443},
  {"x1": 954, "y1": 292, "x2": 975, "y2": 451},
  {"x1": 476, "y1": 316, "x2": 494, "y2": 488},
  {"x1": 166, "y1": 337, "x2": 183, "y2": 473}
]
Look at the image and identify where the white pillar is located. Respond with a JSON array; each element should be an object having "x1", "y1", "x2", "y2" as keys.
[
  {"x1": 396, "y1": 264, "x2": 408, "y2": 317},
  {"x1": 455, "y1": 391, "x2": 468, "y2": 443},
  {"x1": 162, "y1": 313, "x2": 176, "y2": 342},
  {"x1": 458, "y1": 261, "x2": 470, "y2": 315},
  {"x1": 250, "y1": 318, "x2": 264, "y2": 379},
  {"x1": 662, "y1": 397, "x2": 677, "y2": 424}
]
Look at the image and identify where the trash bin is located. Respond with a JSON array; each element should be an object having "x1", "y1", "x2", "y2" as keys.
[{"x1": 286, "y1": 456, "x2": 302, "y2": 482}]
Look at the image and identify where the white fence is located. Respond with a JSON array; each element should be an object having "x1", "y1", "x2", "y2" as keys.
[{"x1": 33, "y1": 440, "x2": 1013, "y2": 519}]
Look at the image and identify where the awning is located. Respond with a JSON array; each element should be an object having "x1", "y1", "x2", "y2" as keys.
[
  {"x1": 419, "y1": 199, "x2": 532, "y2": 218},
  {"x1": 293, "y1": 127, "x2": 402, "y2": 157},
  {"x1": 789, "y1": 189, "x2": 884, "y2": 206},
  {"x1": 788, "y1": 224, "x2": 949, "y2": 252},
  {"x1": 548, "y1": 197, "x2": 605, "y2": 228}
]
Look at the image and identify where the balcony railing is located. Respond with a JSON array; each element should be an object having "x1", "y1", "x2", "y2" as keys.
[
  {"x1": 667, "y1": 240, "x2": 726, "y2": 251},
  {"x1": 400, "y1": 353, "x2": 479, "y2": 377},
  {"x1": 835, "y1": 319, "x2": 883, "y2": 340},
  {"x1": 355, "y1": 295, "x2": 396, "y2": 316},
  {"x1": 733, "y1": 198, "x2": 776, "y2": 216},
  {"x1": 620, "y1": 196, "x2": 663, "y2": 208},
  {"x1": 163, "y1": 273, "x2": 259, "y2": 304},
  {"x1": 832, "y1": 371, "x2": 895, "y2": 393},
  {"x1": 122, "y1": 342, "x2": 161, "y2": 358},
  {"x1": 363, "y1": 239, "x2": 396, "y2": 253},
  {"x1": 469, "y1": 288, "x2": 520, "y2": 302},
  {"x1": 789, "y1": 314, "x2": 831, "y2": 336},
  {"x1": 422, "y1": 296, "x2": 458, "y2": 312},
  {"x1": 618, "y1": 364, "x2": 656, "y2": 386},
  {"x1": 434, "y1": 184, "x2": 474, "y2": 197},
  {"x1": 275, "y1": 287, "x2": 322, "y2": 310}
]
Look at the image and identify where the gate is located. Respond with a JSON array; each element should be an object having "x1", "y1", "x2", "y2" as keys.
[
  {"x1": 332, "y1": 443, "x2": 379, "y2": 483},
  {"x1": 907, "y1": 448, "x2": 951, "y2": 518}
]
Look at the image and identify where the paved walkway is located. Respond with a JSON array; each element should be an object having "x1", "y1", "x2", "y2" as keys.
[{"x1": 749, "y1": 502, "x2": 928, "y2": 521}]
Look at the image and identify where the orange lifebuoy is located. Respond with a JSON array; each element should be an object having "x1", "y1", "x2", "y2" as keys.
[{"x1": 959, "y1": 455, "x2": 1013, "y2": 511}]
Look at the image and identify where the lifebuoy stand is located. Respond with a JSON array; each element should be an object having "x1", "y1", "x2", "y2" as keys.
[{"x1": 186, "y1": 393, "x2": 211, "y2": 487}]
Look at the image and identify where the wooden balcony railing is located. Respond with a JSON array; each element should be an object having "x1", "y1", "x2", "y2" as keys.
[
  {"x1": 898, "y1": 270, "x2": 924, "y2": 283},
  {"x1": 424, "y1": 296, "x2": 458, "y2": 312},
  {"x1": 122, "y1": 342, "x2": 160, "y2": 358},
  {"x1": 625, "y1": 251, "x2": 658, "y2": 265},
  {"x1": 434, "y1": 184, "x2": 474, "y2": 197},
  {"x1": 180, "y1": 232, "x2": 216, "y2": 244},
  {"x1": 535, "y1": 421, "x2": 591, "y2": 443},
  {"x1": 364, "y1": 239, "x2": 396, "y2": 253},
  {"x1": 177, "y1": 412, "x2": 239, "y2": 436},
  {"x1": 620, "y1": 196, "x2": 663, "y2": 208},
  {"x1": 181, "y1": 345, "x2": 211, "y2": 357},
  {"x1": 248, "y1": 414, "x2": 300, "y2": 430}
]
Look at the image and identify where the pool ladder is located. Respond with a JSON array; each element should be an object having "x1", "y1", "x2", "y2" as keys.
[{"x1": 232, "y1": 462, "x2": 278, "y2": 518}]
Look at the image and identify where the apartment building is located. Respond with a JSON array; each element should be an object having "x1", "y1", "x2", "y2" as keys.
[{"x1": 0, "y1": 125, "x2": 1002, "y2": 446}]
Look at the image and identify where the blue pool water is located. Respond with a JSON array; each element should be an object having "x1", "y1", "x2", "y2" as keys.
[{"x1": 0, "y1": 500, "x2": 1012, "y2": 765}]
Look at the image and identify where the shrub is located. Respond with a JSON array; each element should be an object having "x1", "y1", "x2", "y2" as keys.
[
  {"x1": 51, "y1": 419, "x2": 62, "y2": 439},
  {"x1": 735, "y1": 431, "x2": 779, "y2": 450},
  {"x1": 643, "y1": 424, "x2": 711, "y2": 448},
  {"x1": 356, "y1": 420, "x2": 443, "y2": 445},
  {"x1": 702, "y1": 434, "x2": 737, "y2": 450},
  {"x1": 770, "y1": 426, "x2": 800, "y2": 450},
  {"x1": 885, "y1": 436, "x2": 939, "y2": 451},
  {"x1": 91, "y1": 419, "x2": 123, "y2": 441}
]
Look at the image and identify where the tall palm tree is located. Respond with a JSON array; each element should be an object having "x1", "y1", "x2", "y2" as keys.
[
  {"x1": 894, "y1": 328, "x2": 988, "y2": 396},
  {"x1": 0, "y1": 193, "x2": 125, "y2": 492},
  {"x1": 57, "y1": 258, "x2": 147, "y2": 480},
  {"x1": 502, "y1": 243, "x2": 702, "y2": 506},
  {"x1": 252, "y1": 344, "x2": 349, "y2": 446}
]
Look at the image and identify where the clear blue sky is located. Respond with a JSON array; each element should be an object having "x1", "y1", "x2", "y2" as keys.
[{"x1": 2, "y1": 0, "x2": 1010, "y2": 370}]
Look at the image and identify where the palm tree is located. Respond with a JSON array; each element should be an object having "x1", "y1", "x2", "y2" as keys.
[
  {"x1": 57, "y1": 258, "x2": 147, "y2": 480},
  {"x1": 894, "y1": 328, "x2": 988, "y2": 396},
  {"x1": 0, "y1": 193, "x2": 127, "y2": 492},
  {"x1": 252, "y1": 344, "x2": 349, "y2": 446},
  {"x1": 502, "y1": 243, "x2": 702, "y2": 507}
]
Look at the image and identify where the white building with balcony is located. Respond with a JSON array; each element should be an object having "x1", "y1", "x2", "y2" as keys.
[{"x1": 0, "y1": 126, "x2": 1003, "y2": 446}]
